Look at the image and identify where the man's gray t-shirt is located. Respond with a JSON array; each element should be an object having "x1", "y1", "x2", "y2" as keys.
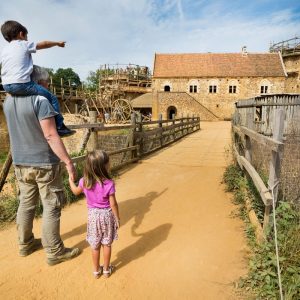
[{"x1": 3, "y1": 95, "x2": 60, "y2": 166}]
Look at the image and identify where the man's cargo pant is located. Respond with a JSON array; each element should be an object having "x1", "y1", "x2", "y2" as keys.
[{"x1": 14, "y1": 164, "x2": 65, "y2": 257}]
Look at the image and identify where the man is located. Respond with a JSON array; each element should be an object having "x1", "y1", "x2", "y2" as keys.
[{"x1": 3, "y1": 66, "x2": 79, "y2": 265}]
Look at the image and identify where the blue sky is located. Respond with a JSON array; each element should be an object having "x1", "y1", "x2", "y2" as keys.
[{"x1": 0, "y1": 0, "x2": 299, "y2": 80}]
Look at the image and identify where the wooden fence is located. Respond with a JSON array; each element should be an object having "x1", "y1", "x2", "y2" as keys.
[
  {"x1": 232, "y1": 94, "x2": 300, "y2": 242},
  {"x1": 0, "y1": 112, "x2": 200, "y2": 192},
  {"x1": 67, "y1": 111, "x2": 200, "y2": 167}
]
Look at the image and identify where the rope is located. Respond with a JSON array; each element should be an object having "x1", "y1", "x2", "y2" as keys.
[{"x1": 269, "y1": 181, "x2": 284, "y2": 300}]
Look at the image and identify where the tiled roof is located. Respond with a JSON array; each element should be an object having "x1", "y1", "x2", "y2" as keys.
[{"x1": 153, "y1": 53, "x2": 286, "y2": 78}]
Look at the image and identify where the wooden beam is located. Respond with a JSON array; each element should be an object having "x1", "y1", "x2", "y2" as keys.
[
  {"x1": 233, "y1": 145, "x2": 272, "y2": 206},
  {"x1": 233, "y1": 125, "x2": 284, "y2": 152}
]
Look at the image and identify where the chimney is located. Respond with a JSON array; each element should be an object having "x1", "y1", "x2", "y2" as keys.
[{"x1": 242, "y1": 46, "x2": 248, "y2": 57}]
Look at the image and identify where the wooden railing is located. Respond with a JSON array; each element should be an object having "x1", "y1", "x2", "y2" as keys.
[
  {"x1": 67, "y1": 111, "x2": 200, "y2": 167},
  {"x1": 0, "y1": 112, "x2": 200, "y2": 192},
  {"x1": 232, "y1": 109, "x2": 285, "y2": 242}
]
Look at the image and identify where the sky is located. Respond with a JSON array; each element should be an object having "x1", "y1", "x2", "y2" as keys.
[{"x1": 0, "y1": 0, "x2": 299, "y2": 81}]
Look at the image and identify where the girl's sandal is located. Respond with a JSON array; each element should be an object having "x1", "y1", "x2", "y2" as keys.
[
  {"x1": 93, "y1": 266, "x2": 102, "y2": 279},
  {"x1": 102, "y1": 265, "x2": 114, "y2": 278}
]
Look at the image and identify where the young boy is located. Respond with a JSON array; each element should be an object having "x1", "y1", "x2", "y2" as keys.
[{"x1": 0, "y1": 20, "x2": 74, "y2": 136}]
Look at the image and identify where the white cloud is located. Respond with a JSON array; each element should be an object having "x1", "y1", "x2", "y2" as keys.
[{"x1": 0, "y1": 0, "x2": 299, "y2": 80}]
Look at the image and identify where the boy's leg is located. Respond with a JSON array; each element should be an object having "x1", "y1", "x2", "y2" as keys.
[
  {"x1": 34, "y1": 84, "x2": 64, "y2": 129},
  {"x1": 4, "y1": 82, "x2": 64, "y2": 129}
]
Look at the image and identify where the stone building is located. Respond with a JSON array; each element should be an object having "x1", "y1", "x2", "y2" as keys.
[
  {"x1": 270, "y1": 37, "x2": 300, "y2": 94},
  {"x1": 151, "y1": 50, "x2": 287, "y2": 120}
]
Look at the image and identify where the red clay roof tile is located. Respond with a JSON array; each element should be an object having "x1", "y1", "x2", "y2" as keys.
[{"x1": 153, "y1": 53, "x2": 285, "y2": 78}]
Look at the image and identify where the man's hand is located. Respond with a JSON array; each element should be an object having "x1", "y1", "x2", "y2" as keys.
[
  {"x1": 57, "y1": 41, "x2": 66, "y2": 47},
  {"x1": 65, "y1": 161, "x2": 76, "y2": 181}
]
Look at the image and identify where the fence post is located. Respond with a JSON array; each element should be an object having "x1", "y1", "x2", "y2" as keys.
[
  {"x1": 0, "y1": 151, "x2": 12, "y2": 193},
  {"x1": 244, "y1": 109, "x2": 254, "y2": 164},
  {"x1": 263, "y1": 109, "x2": 285, "y2": 231},
  {"x1": 79, "y1": 130, "x2": 91, "y2": 153},
  {"x1": 159, "y1": 113, "x2": 163, "y2": 146},
  {"x1": 89, "y1": 110, "x2": 98, "y2": 150},
  {"x1": 137, "y1": 113, "x2": 143, "y2": 156},
  {"x1": 130, "y1": 113, "x2": 137, "y2": 158}
]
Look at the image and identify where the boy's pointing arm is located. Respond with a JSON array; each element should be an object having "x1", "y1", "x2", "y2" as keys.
[{"x1": 36, "y1": 41, "x2": 66, "y2": 50}]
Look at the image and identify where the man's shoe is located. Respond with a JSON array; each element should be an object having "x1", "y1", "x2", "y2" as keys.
[
  {"x1": 47, "y1": 247, "x2": 80, "y2": 266},
  {"x1": 19, "y1": 238, "x2": 43, "y2": 257}
]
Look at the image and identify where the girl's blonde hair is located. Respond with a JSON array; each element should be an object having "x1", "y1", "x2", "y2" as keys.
[{"x1": 83, "y1": 150, "x2": 111, "y2": 189}]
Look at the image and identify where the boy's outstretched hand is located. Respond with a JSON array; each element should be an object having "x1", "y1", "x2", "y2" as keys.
[{"x1": 57, "y1": 41, "x2": 66, "y2": 47}]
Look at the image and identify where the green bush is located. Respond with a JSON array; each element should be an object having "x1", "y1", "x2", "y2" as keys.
[{"x1": 224, "y1": 164, "x2": 300, "y2": 299}]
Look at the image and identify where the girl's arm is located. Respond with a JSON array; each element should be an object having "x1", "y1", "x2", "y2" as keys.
[
  {"x1": 68, "y1": 177, "x2": 83, "y2": 196},
  {"x1": 109, "y1": 194, "x2": 120, "y2": 228}
]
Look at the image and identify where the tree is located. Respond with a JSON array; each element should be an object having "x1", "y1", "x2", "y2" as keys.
[
  {"x1": 85, "y1": 68, "x2": 114, "y2": 91},
  {"x1": 52, "y1": 68, "x2": 81, "y2": 87}
]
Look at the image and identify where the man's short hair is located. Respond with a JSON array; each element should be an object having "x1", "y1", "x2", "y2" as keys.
[
  {"x1": 1, "y1": 20, "x2": 28, "y2": 42},
  {"x1": 31, "y1": 65, "x2": 50, "y2": 83}
]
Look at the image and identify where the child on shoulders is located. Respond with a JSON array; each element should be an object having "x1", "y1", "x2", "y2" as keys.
[{"x1": 0, "y1": 20, "x2": 73, "y2": 136}]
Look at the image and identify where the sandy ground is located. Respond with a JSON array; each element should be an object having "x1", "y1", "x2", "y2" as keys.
[{"x1": 0, "y1": 121, "x2": 248, "y2": 300}]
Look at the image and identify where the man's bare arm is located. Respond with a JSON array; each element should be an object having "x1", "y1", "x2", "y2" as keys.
[
  {"x1": 39, "y1": 117, "x2": 76, "y2": 180},
  {"x1": 36, "y1": 41, "x2": 66, "y2": 50}
]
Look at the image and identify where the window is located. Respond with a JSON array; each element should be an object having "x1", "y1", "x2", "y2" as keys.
[
  {"x1": 209, "y1": 85, "x2": 217, "y2": 93},
  {"x1": 229, "y1": 85, "x2": 237, "y2": 93},
  {"x1": 260, "y1": 85, "x2": 268, "y2": 94},
  {"x1": 189, "y1": 85, "x2": 197, "y2": 93},
  {"x1": 164, "y1": 85, "x2": 170, "y2": 92}
]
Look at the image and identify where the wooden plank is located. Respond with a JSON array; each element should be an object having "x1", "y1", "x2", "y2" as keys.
[
  {"x1": 0, "y1": 151, "x2": 12, "y2": 193},
  {"x1": 135, "y1": 127, "x2": 163, "y2": 137},
  {"x1": 67, "y1": 123, "x2": 104, "y2": 129},
  {"x1": 233, "y1": 125, "x2": 284, "y2": 152},
  {"x1": 234, "y1": 147, "x2": 272, "y2": 206},
  {"x1": 89, "y1": 111, "x2": 98, "y2": 150},
  {"x1": 268, "y1": 109, "x2": 285, "y2": 202},
  {"x1": 79, "y1": 129, "x2": 91, "y2": 153},
  {"x1": 108, "y1": 146, "x2": 138, "y2": 156}
]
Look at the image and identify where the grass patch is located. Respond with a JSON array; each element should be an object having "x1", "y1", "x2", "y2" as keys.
[
  {"x1": 0, "y1": 151, "x2": 8, "y2": 165},
  {"x1": 223, "y1": 164, "x2": 300, "y2": 299}
]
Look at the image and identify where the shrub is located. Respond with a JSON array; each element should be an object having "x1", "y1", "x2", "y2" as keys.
[{"x1": 224, "y1": 164, "x2": 300, "y2": 299}]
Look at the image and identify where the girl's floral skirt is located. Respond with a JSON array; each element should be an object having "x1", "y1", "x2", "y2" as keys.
[{"x1": 86, "y1": 208, "x2": 118, "y2": 249}]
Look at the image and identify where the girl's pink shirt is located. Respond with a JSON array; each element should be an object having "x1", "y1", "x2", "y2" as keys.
[{"x1": 79, "y1": 178, "x2": 115, "y2": 209}]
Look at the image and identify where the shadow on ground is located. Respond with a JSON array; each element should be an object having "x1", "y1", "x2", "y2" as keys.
[
  {"x1": 63, "y1": 189, "x2": 169, "y2": 253},
  {"x1": 113, "y1": 223, "x2": 172, "y2": 271}
]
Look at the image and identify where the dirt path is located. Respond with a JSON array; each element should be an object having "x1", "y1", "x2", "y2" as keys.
[{"x1": 0, "y1": 121, "x2": 247, "y2": 299}]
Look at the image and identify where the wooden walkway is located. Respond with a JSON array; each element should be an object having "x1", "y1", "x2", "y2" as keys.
[{"x1": 0, "y1": 121, "x2": 247, "y2": 299}]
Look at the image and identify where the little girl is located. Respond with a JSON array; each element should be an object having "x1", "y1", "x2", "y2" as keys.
[{"x1": 69, "y1": 150, "x2": 120, "y2": 278}]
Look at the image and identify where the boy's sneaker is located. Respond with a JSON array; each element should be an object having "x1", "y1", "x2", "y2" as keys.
[
  {"x1": 47, "y1": 247, "x2": 80, "y2": 266},
  {"x1": 19, "y1": 238, "x2": 43, "y2": 257},
  {"x1": 57, "y1": 124, "x2": 76, "y2": 137}
]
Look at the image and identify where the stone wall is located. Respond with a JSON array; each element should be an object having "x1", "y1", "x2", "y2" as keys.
[
  {"x1": 156, "y1": 92, "x2": 218, "y2": 121},
  {"x1": 94, "y1": 133, "x2": 130, "y2": 168},
  {"x1": 152, "y1": 77, "x2": 286, "y2": 120}
]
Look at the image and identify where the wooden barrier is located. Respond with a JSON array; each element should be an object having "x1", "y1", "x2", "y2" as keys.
[
  {"x1": 233, "y1": 108, "x2": 285, "y2": 240},
  {"x1": 0, "y1": 112, "x2": 200, "y2": 192}
]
